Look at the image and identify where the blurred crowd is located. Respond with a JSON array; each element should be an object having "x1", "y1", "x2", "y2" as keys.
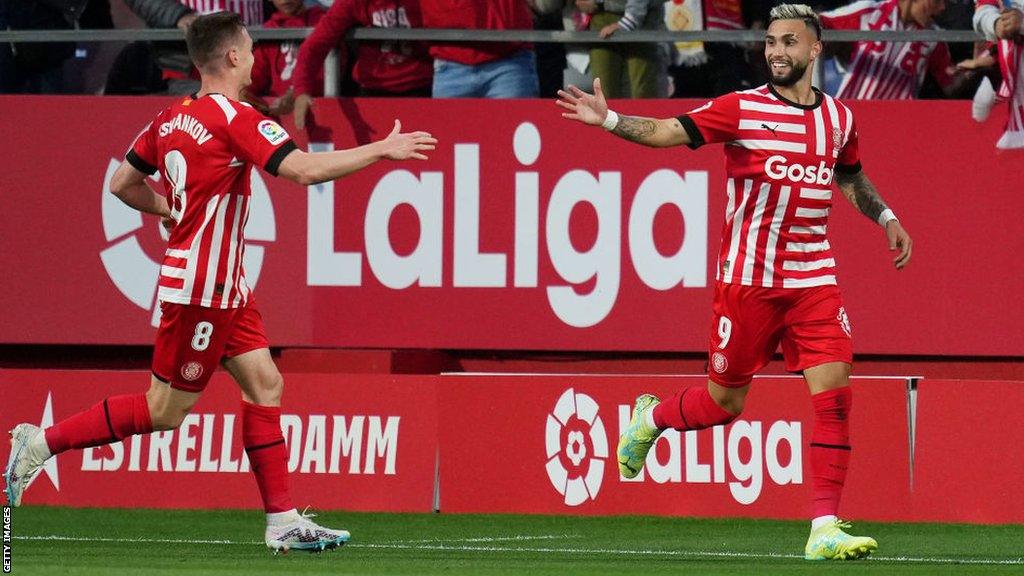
[{"x1": 0, "y1": 0, "x2": 1012, "y2": 109}]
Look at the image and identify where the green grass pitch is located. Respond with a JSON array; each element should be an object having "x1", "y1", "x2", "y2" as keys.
[{"x1": 6, "y1": 507, "x2": 1024, "y2": 575}]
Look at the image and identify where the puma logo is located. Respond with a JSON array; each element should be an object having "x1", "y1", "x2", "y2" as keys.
[{"x1": 762, "y1": 123, "x2": 779, "y2": 137}]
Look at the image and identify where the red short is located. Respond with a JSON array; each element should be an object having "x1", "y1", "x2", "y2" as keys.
[
  {"x1": 707, "y1": 282, "x2": 853, "y2": 388},
  {"x1": 152, "y1": 301, "x2": 269, "y2": 392}
]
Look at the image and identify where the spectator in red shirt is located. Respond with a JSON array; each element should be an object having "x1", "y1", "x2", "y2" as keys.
[
  {"x1": 291, "y1": 0, "x2": 433, "y2": 131},
  {"x1": 245, "y1": 0, "x2": 326, "y2": 117},
  {"x1": 422, "y1": 0, "x2": 540, "y2": 97}
]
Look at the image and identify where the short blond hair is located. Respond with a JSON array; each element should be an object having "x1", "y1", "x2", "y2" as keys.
[{"x1": 768, "y1": 4, "x2": 822, "y2": 39}]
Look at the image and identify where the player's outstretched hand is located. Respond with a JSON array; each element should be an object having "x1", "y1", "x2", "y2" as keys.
[
  {"x1": 886, "y1": 220, "x2": 912, "y2": 269},
  {"x1": 381, "y1": 119, "x2": 437, "y2": 161},
  {"x1": 557, "y1": 78, "x2": 609, "y2": 127}
]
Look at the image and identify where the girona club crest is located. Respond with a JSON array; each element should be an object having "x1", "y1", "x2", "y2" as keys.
[
  {"x1": 98, "y1": 159, "x2": 276, "y2": 327},
  {"x1": 544, "y1": 388, "x2": 608, "y2": 506}
]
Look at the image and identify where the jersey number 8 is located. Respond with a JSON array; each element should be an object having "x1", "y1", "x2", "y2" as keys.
[{"x1": 191, "y1": 321, "x2": 214, "y2": 352}]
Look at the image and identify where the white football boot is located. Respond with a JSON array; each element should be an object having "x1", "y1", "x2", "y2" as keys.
[
  {"x1": 4, "y1": 423, "x2": 49, "y2": 506},
  {"x1": 264, "y1": 507, "x2": 351, "y2": 554}
]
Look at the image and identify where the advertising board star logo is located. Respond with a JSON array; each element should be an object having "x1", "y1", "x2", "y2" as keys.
[{"x1": 26, "y1": 392, "x2": 60, "y2": 493}]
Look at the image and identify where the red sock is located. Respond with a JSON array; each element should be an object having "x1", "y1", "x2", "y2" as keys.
[
  {"x1": 810, "y1": 387, "x2": 852, "y2": 518},
  {"x1": 652, "y1": 386, "x2": 738, "y2": 431},
  {"x1": 44, "y1": 394, "x2": 153, "y2": 455},
  {"x1": 242, "y1": 401, "x2": 294, "y2": 514}
]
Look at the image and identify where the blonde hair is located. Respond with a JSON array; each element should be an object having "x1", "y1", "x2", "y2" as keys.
[{"x1": 768, "y1": 4, "x2": 822, "y2": 38}]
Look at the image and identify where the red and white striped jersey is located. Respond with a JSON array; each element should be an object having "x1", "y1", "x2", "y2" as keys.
[
  {"x1": 179, "y1": 0, "x2": 263, "y2": 25},
  {"x1": 126, "y1": 94, "x2": 297, "y2": 308},
  {"x1": 820, "y1": 0, "x2": 952, "y2": 100},
  {"x1": 679, "y1": 84, "x2": 861, "y2": 289}
]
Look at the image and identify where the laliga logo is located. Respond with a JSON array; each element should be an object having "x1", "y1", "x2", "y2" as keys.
[
  {"x1": 764, "y1": 155, "x2": 834, "y2": 186},
  {"x1": 544, "y1": 388, "x2": 608, "y2": 506},
  {"x1": 99, "y1": 159, "x2": 276, "y2": 326}
]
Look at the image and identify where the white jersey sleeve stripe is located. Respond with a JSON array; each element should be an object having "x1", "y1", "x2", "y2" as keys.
[{"x1": 210, "y1": 94, "x2": 238, "y2": 125}]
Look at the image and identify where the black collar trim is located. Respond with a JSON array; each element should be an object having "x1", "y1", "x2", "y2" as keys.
[{"x1": 767, "y1": 83, "x2": 823, "y2": 110}]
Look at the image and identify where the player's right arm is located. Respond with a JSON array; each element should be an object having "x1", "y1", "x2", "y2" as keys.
[
  {"x1": 556, "y1": 78, "x2": 691, "y2": 147},
  {"x1": 276, "y1": 119, "x2": 438, "y2": 185},
  {"x1": 110, "y1": 162, "x2": 171, "y2": 218},
  {"x1": 111, "y1": 122, "x2": 171, "y2": 218}
]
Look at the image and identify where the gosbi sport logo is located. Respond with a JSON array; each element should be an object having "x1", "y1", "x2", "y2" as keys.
[
  {"x1": 99, "y1": 158, "x2": 276, "y2": 326},
  {"x1": 544, "y1": 388, "x2": 608, "y2": 506},
  {"x1": 764, "y1": 155, "x2": 834, "y2": 185}
]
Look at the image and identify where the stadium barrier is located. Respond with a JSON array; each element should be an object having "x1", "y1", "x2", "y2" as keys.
[
  {"x1": 2, "y1": 96, "x2": 1021, "y2": 356},
  {"x1": 1, "y1": 369, "x2": 1020, "y2": 524}
]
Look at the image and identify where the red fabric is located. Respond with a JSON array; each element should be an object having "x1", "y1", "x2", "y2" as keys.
[
  {"x1": 810, "y1": 387, "x2": 852, "y2": 517},
  {"x1": 292, "y1": 0, "x2": 432, "y2": 95},
  {"x1": 652, "y1": 386, "x2": 737, "y2": 431},
  {"x1": 242, "y1": 401, "x2": 294, "y2": 513},
  {"x1": 684, "y1": 86, "x2": 858, "y2": 288},
  {"x1": 129, "y1": 95, "x2": 294, "y2": 309},
  {"x1": 997, "y1": 39, "x2": 1021, "y2": 100},
  {"x1": 45, "y1": 393, "x2": 153, "y2": 454},
  {"x1": 820, "y1": 0, "x2": 952, "y2": 99},
  {"x1": 707, "y1": 283, "x2": 853, "y2": 388},
  {"x1": 152, "y1": 302, "x2": 269, "y2": 393},
  {"x1": 703, "y1": 0, "x2": 745, "y2": 30},
  {"x1": 421, "y1": 0, "x2": 533, "y2": 65},
  {"x1": 250, "y1": 7, "x2": 326, "y2": 98}
]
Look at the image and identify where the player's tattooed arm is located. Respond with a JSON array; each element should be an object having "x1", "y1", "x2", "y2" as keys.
[
  {"x1": 835, "y1": 170, "x2": 889, "y2": 223},
  {"x1": 611, "y1": 116, "x2": 690, "y2": 148}
]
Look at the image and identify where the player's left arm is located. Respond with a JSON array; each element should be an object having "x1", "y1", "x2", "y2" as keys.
[
  {"x1": 109, "y1": 161, "x2": 171, "y2": 218},
  {"x1": 835, "y1": 168, "x2": 912, "y2": 269}
]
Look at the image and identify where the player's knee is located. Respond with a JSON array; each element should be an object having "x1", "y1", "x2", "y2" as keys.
[
  {"x1": 707, "y1": 380, "x2": 749, "y2": 416},
  {"x1": 151, "y1": 404, "x2": 190, "y2": 431},
  {"x1": 249, "y1": 371, "x2": 284, "y2": 406},
  {"x1": 714, "y1": 396, "x2": 745, "y2": 417}
]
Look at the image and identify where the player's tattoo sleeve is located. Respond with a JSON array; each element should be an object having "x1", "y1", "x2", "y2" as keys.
[
  {"x1": 836, "y1": 170, "x2": 889, "y2": 223},
  {"x1": 611, "y1": 115, "x2": 658, "y2": 143},
  {"x1": 610, "y1": 116, "x2": 685, "y2": 147}
]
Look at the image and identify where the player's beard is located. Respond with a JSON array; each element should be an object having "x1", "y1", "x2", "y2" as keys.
[{"x1": 769, "y1": 59, "x2": 808, "y2": 88}]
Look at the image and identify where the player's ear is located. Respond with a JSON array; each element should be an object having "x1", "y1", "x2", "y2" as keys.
[{"x1": 810, "y1": 39, "x2": 822, "y2": 62}]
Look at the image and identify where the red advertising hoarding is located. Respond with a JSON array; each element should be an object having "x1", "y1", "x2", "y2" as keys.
[
  {"x1": 0, "y1": 369, "x2": 438, "y2": 512},
  {"x1": 1, "y1": 96, "x2": 1022, "y2": 355},
  {"x1": 910, "y1": 379, "x2": 1024, "y2": 524},
  {"x1": 437, "y1": 374, "x2": 912, "y2": 521}
]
